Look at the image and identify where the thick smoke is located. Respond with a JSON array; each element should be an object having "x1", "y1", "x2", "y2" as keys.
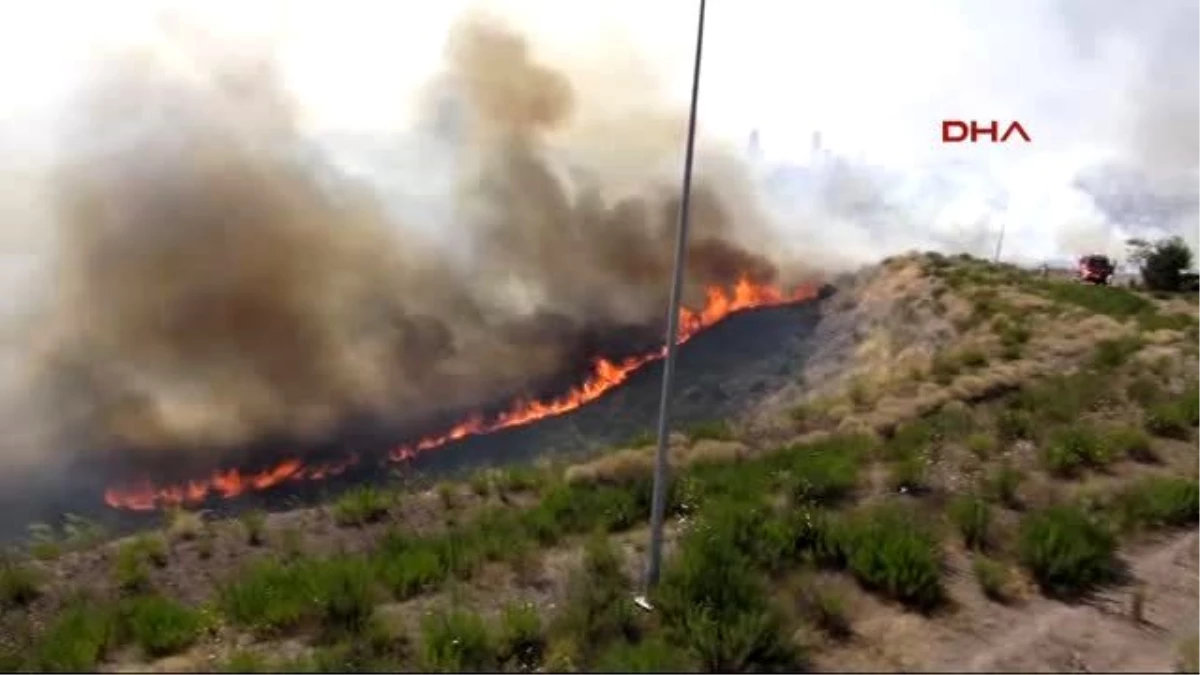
[{"x1": 0, "y1": 12, "x2": 795, "y2": 478}]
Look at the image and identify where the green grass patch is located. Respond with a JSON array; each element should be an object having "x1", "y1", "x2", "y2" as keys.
[
  {"x1": 332, "y1": 486, "x2": 392, "y2": 527},
  {"x1": 972, "y1": 555, "x2": 1012, "y2": 603},
  {"x1": 31, "y1": 601, "x2": 114, "y2": 672},
  {"x1": 984, "y1": 462, "x2": 1025, "y2": 509},
  {"x1": 220, "y1": 556, "x2": 376, "y2": 637},
  {"x1": 1018, "y1": 505, "x2": 1117, "y2": 598},
  {"x1": 832, "y1": 505, "x2": 944, "y2": 611},
  {"x1": 686, "y1": 419, "x2": 736, "y2": 442},
  {"x1": 0, "y1": 561, "x2": 41, "y2": 608},
  {"x1": 1041, "y1": 425, "x2": 1114, "y2": 477},
  {"x1": 420, "y1": 608, "x2": 495, "y2": 672},
  {"x1": 1108, "y1": 477, "x2": 1199, "y2": 532},
  {"x1": 116, "y1": 594, "x2": 205, "y2": 658},
  {"x1": 949, "y1": 495, "x2": 992, "y2": 550}
]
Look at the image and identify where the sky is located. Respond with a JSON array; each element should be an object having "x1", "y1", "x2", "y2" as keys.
[{"x1": 0, "y1": 0, "x2": 1195, "y2": 265}]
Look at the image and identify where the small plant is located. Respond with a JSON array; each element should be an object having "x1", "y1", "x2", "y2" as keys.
[
  {"x1": 593, "y1": 636, "x2": 693, "y2": 673},
  {"x1": 420, "y1": 608, "x2": 495, "y2": 672},
  {"x1": 468, "y1": 470, "x2": 494, "y2": 497},
  {"x1": 798, "y1": 585, "x2": 852, "y2": 639},
  {"x1": 1126, "y1": 375, "x2": 1164, "y2": 407},
  {"x1": 687, "y1": 419, "x2": 735, "y2": 442},
  {"x1": 27, "y1": 523, "x2": 61, "y2": 560},
  {"x1": 196, "y1": 527, "x2": 216, "y2": 560},
  {"x1": 985, "y1": 462, "x2": 1025, "y2": 509},
  {"x1": 554, "y1": 533, "x2": 638, "y2": 655},
  {"x1": 949, "y1": 495, "x2": 992, "y2": 550},
  {"x1": 333, "y1": 486, "x2": 391, "y2": 526},
  {"x1": 972, "y1": 555, "x2": 1011, "y2": 603},
  {"x1": 966, "y1": 432, "x2": 996, "y2": 459},
  {"x1": 1041, "y1": 425, "x2": 1111, "y2": 477},
  {"x1": 33, "y1": 602, "x2": 114, "y2": 672},
  {"x1": 839, "y1": 506, "x2": 944, "y2": 610},
  {"x1": 1018, "y1": 505, "x2": 1117, "y2": 598},
  {"x1": 1104, "y1": 426, "x2": 1156, "y2": 462},
  {"x1": 0, "y1": 562, "x2": 41, "y2": 608},
  {"x1": 436, "y1": 483, "x2": 457, "y2": 510},
  {"x1": 888, "y1": 452, "x2": 926, "y2": 493},
  {"x1": 959, "y1": 348, "x2": 989, "y2": 369},
  {"x1": 1090, "y1": 336, "x2": 1143, "y2": 371},
  {"x1": 241, "y1": 510, "x2": 267, "y2": 546},
  {"x1": 788, "y1": 443, "x2": 861, "y2": 504},
  {"x1": 116, "y1": 594, "x2": 204, "y2": 658},
  {"x1": 62, "y1": 514, "x2": 106, "y2": 549},
  {"x1": 497, "y1": 602, "x2": 544, "y2": 672},
  {"x1": 1145, "y1": 402, "x2": 1192, "y2": 440},
  {"x1": 995, "y1": 409, "x2": 1034, "y2": 442},
  {"x1": 931, "y1": 353, "x2": 960, "y2": 385},
  {"x1": 113, "y1": 535, "x2": 167, "y2": 593},
  {"x1": 165, "y1": 508, "x2": 204, "y2": 541},
  {"x1": 1110, "y1": 477, "x2": 1199, "y2": 532}
]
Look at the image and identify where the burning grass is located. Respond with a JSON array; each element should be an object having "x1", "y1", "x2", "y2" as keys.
[{"x1": 4, "y1": 253, "x2": 1199, "y2": 672}]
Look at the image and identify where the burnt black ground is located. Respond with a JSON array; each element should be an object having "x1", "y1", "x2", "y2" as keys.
[{"x1": 0, "y1": 294, "x2": 828, "y2": 542}]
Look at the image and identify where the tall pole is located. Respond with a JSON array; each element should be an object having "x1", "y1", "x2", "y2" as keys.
[
  {"x1": 642, "y1": 0, "x2": 707, "y2": 596},
  {"x1": 993, "y1": 220, "x2": 1006, "y2": 263}
]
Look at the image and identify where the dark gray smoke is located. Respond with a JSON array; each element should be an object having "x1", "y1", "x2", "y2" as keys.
[{"x1": 0, "y1": 13, "x2": 802, "y2": 477}]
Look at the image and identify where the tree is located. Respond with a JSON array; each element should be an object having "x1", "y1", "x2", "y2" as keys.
[{"x1": 1126, "y1": 236, "x2": 1195, "y2": 291}]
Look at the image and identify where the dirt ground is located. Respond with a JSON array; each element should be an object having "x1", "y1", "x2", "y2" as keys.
[{"x1": 811, "y1": 529, "x2": 1199, "y2": 673}]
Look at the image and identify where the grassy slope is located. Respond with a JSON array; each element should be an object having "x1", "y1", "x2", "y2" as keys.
[{"x1": 1, "y1": 252, "x2": 1197, "y2": 673}]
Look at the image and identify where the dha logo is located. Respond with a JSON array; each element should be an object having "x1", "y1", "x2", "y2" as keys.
[{"x1": 942, "y1": 120, "x2": 1031, "y2": 144}]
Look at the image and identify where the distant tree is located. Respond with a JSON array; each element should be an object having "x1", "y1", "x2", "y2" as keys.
[{"x1": 1126, "y1": 236, "x2": 1195, "y2": 291}]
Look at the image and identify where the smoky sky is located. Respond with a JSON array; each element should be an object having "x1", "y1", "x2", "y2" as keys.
[{"x1": 0, "y1": 10, "x2": 810, "y2": 482}]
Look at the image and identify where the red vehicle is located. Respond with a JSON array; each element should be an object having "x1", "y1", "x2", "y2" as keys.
[{"x1": 1077, "y1": 254, "x2": 1115, "y2": 285}]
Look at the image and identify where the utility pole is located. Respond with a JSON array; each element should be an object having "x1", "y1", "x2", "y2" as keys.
[
  {"x1": 993, "y1": 220, "x2": 1006, "y2": 263},
  {"x1": 636, "y1": 0, "x2": 707, "y2": 608}
]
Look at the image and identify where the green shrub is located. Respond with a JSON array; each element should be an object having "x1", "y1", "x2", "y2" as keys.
[
  {"x1": 420, "y1": 608, "x2": 494, "y2": 672},
  {"x1": 972, "y1": 556, "x2": 1011, "y2": 602},
  {"x1": 220, "y1": 556, "x2": 376, "y2": 636},
  {"x1": 1018, "y1": 505, "x2": 1117, "y2": 598},
  {"x1": 1104, "y1": 425, "x2": 1155, "y2": 462},
  {"x1": 116, "y1": 594, "x2": 204, "y2": 658},
  {"x1": 1126, "y1": 375, "x2": 1164, "y2": 407},
  {"x1": 113, "y1": 536, "x2": 167, "y2": 594},
  {"x1": 554, "y1": 534, "x2": 638, "y2": 655},
  {"x1": 0, "y1": 562, "x2": 40, "y2": 608},
  {"x1": 219, "y1": 650, "x2": 272, "y2": 673},
  {"x1": 959, "y1": 348, "x2": 989, "y2": 369},
  {"x1": 931, "y1": 353, "x2": 960, "y2": 384},
  {"x1": 788, "y1": 442, "x2": 861, "y2": 504},
  {"x1": 241, "y1": 510, "x2": 268, "y2": 546},
  {"x1": 838, "y1": 506, "x2": 943, "y2": 610},
  {"x1": 332, "y1": 487, "x2": 391, "y2": 526},
  {"x1": 888, "y1": 453, "x2": 927, "y2": 493},
  {"x1": 797, "y1": 585, "x2": 851, "y2": 639},
  {"x1": 1041, "y1": 425, "x2": 1112, "y2": 477},
  {"x1": 966, "y1": 432, "x2": 997, "y2": 459},
  {"x1": 373, "y1": 531, "x2": 447, "y2": 600},
  {"x1": 1144, "y1": 402, "x2": 1192, "y2": 439},
  {"x1": 949, "y1": 495, "x2": 992, "y2": 550},
  {"x1": 592, "y1": 636, "x2": 694, "y2": 673},
  {"x1": 497, "y1": 602, "x2": 544, "y2": 672},
  {"x1": 687, "y1": 420, "x2": 735, "y2": 442},
  {"x1": 656, "y1": 512, "x2": 803, "y2": 672},
  {"x1": 1180, "y1": 379, "x2": 1200, "y2": 426},
  {"x1": 1090, "y1": 337, "x2": 1143, "y2": 370},
  {"x1": 984, "y1": 462, "x2": 1025, "y2": 508},
  {"x1": 33, "y1": 602, "x2": 114, "y2": 672},
  {"x1": 995, "y1": 409, "x2": 1034, "y2": 442},
  {"x1": 1110, "y1": 477, "x2": 1199, "y2": 531}
]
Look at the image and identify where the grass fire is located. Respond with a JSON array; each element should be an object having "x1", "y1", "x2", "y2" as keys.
[{"x1": 103, "y1": 278, "x2": 821, "y2": 511}]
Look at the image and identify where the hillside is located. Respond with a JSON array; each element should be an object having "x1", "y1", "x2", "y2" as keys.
[{"x1": 1, "y1": 252, "x2": 1198, "y2": 673}]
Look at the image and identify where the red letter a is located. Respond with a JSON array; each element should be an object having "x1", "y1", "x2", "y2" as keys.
[{"x1": 1001, "y1": 121, "x2": 1031, "y2": 142}]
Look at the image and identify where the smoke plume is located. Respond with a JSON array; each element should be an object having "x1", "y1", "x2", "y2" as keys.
[{"x1": 0, "y1": 11, "x2": 797, "y2": 480}]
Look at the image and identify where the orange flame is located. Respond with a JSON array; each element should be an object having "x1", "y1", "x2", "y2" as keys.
[{"x1": 104, "y1": 277, "x2": 819, "y2": 511}]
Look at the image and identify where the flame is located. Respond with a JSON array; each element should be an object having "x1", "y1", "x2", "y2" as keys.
[{"x1": 104, "y1": 277, "x2": 819, "y2": 511}]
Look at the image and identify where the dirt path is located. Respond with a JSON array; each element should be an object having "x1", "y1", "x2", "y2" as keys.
[{"x1": 814, "y1": 529, "x2": 1198, "y2": 673}]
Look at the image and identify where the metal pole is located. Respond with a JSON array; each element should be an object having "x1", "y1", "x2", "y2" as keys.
[
  {"x1": 993, "y1": 220, "x2": 1006, "y2": 263},
  {"x1": 641, "y1": 0, "x2": 707, "y2": 598}
]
